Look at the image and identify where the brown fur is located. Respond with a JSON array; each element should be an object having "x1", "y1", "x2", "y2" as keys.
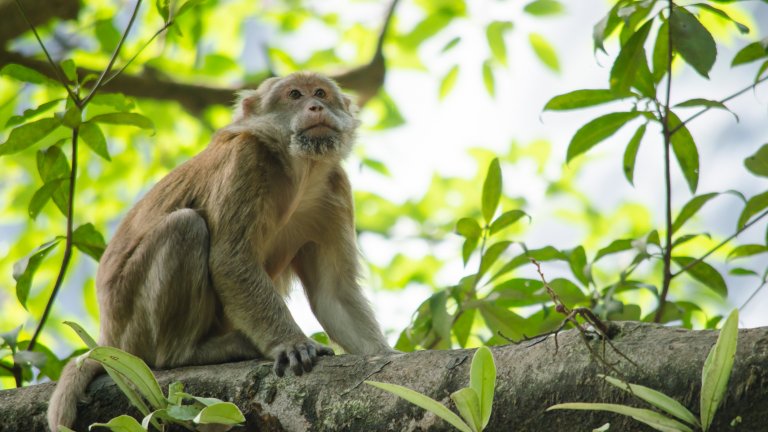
[{"x1": 47, "y1": 72, "x2": 391, "y2": 431}]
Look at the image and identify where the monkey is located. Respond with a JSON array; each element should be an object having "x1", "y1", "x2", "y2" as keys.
[{"x1": 47, "y1": 71, "x2": 393, "y2": 431}]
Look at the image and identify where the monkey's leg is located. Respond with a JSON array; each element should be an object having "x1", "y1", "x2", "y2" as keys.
[
  {"x1": 294, "y1": 240, "x2": 392, "y2": 355},
  {"x1": 114, "y1": 208, "x2": 258, "y2": 368}
]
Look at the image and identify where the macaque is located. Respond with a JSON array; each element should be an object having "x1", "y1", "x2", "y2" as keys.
[{"x1": 47, "y1": 72, "x2": 392, "y2": 430}]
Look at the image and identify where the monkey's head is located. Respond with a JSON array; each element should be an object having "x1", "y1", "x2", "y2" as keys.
[{"x1": 235, "y1": 72, "x2": 360, "y2": 160}]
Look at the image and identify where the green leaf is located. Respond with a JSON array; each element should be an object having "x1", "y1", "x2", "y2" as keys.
[
  {"x1": 89, "y1": 112, "x2": 154, "y2": 130},
  {"x1": 482, "y1": 158, "x2": 502, "y2": 224},
  {"x1": 194, "y1": 402, "x2": 245, "y2": 425},
  {"x1": 738, "y1": 190, "x2": 768, "y2": 229},
  {"x1": 674, "y1": 98, "x2": 738, "y2": 122},
  {"x1": 727, "y1": 244, "x2": 768, "y2": 261},
  {"x1": 60, "y1": 59, "x2": 77, "y2": 83},
  {"x1": 672, "y1": 257, "x2": 727, "y2": 297},
  {"x1": 672, "y1": 192, "x2": 718, "y2": 234},
  {"x1": 456, "y1": 218, "x2": 482, "y2": 239},
  {"x1": 0, "y1": 326, "x2": 23, "y2": 351},
  {"x1": 72, "y1": 223, "x2": 107, "y2": 261},
  {"x1": 441, "y1": 37, "x2": 461, "y2": 53},
  {"x1": 593, "y1": 3, "x2": 622, "y2": 54},
  {"x1": 547, "y1": 403, "x2": 694, "y2": 432},
  {"x1": 700, "y1": 309, "x2": 738, "y2": 431},
  {"x1": 670, "y1": 6, "x2": 717, "y2": 78},
  {"x1": 439, "y1": 66, "x2": 459, "y2": 100},
  {"x1": 176, "y1": 0, "x2": 205, "y2": 18},
  {"x1": 479, "y1": 241, "x2": 512, "y2": 278},
  {"x1": 470, "y1": 346, "x2": 496, "y2": 428},
  {"x1": 365, "y1": 381, "x2": 473, "y2": 432},
  {"x1": 63, "y1": 321, "x2": 99, "y2": 349},
  {"x1": 486, "y1": 21, "x2": 514, "y2": 67},
  {"x1": 167, "y1": 404, "x2": 200, "y2": 421},
  {"x1": 529, "y1": 33, "x2": 560, "y2": 72},
  {"x1": 429, "y1": 291, "x2": 452, "y2": 346},
  {"x1": 523, "y1": 0, "x2": 564, "y2": 16},
  {"x1": 90, "y1": 93, "x2": 135, "y2": 112},
  {"x1": 544, "y1": 89, "x2": 630, "y2": 111},
  {"x1": 0, "y1": 117, "x2": 61, "y2": 156},
  {"x1": 482, "y1": 60, "x2": 495, "y2": 98},
  {"x1": 29, "y1": 178, "x2": 67, "y2": 219},
  {"x1": 732, "y1": 39, "x2": 768, "y2": 66},
  {"x1": 155, "y1": 0, "x2": 170, "y2": 21},
  {"x1": 489, "y1": 210, "x2": 527, "y2": 235},
  {"x1": 453, "y1": 308, "x2": 475, "y2": 348},
  {"x1": 623, "y1": 123, "x2": 647, "y2": 185},
  {"x1": 566, "y1": 246, "x2": 590, "y2": 286},
  {"x1": 566, "y1": 112, "x2": 642, "y2": 162},
  {"x1": 89, "y1": 415, "x2": 146, "y2": 432},
  {"x1": 450, "y1": 388, "x2": 481, "y2": 432},
  {"x1": 5, "y1": 99, "x2": 63, "y2": 128},
  {"x1": 95, "y1": 19, "x2": 120, "y2": 53},
  {"x1": 595, "y1": 239, "x2": 634, "y2": 262},
  {"x1": 610, "y1": 20, "x2": 653, "y2": 95},
  {"x1": 36, "y1": 146, "x2": 71, "y2": 216},
  {"x1": 463, "y1": 237, "x2": 479, "y2": 266},
  {"x1": 61, "y1": 106, "x2": 82, "y2": 129},
  {"x1": 744, "y1": 144, "x2": 768, "y2": 178},
  {"x1": 12, "y1": 240, "x2": 61, "y2": 309},
  {"x1": 692, "y1": 3, "x2": 749, "y2": 34},
  {"x1": 490, "y1": 246, "x2": 566, "y2": 282},
  {"x1": 601, "y1": 375, "x2": 699, "y2": 427},
  {"x1": 0, "y1": 64, "x2": 58, "y2": 86},
  {"x1": 479, "y1": 303, "x2": 525, "y2": 341},
  {"x1": 85, "y1": 346, "x2": 166, "y2": 409},
  {"x1": 80, "y1": 122, "x2": 111, "y2": 161},
  {"x1": 652, "y1": 19, "x2": 670, "y2": 84},
  {"x1": 668, "y1": 111, "x2": 700, "y2": 193}
]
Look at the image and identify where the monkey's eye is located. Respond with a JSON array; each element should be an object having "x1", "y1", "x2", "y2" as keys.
[
  {"x1": 288, "y1": 89, "x2": 302, "y2": 100},
  {"x1": 314, "y1": 88, "x2": 326, "y2": 98}
]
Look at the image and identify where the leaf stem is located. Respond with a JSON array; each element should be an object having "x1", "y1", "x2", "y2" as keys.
[
  {"x1": 27, "y1": 126, "x2": 79, "y2": 352},
  {"x1": 101, "y1": 19, "x2": 175, "y2": 88},
  {"x1": 671, "y1": 208, "x2": 768, "y2": 279},
  {"x1": 655, "y1": 0, "x2": 675, "y2": 324}
]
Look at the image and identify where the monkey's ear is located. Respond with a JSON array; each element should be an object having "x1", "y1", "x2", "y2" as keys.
[
  {"x1": 341, "y1": 94, "x2": 359, "y2": 115},
  {"x1": 234, "y1": 90, "x2": 262, "y2": 120}
]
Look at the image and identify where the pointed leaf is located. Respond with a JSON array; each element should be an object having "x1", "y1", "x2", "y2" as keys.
[
  {"x1": 547, "y1": 403, "x2": 694, "y2": 432},
  {"x1": 450, "y1": 388, "x2": 482, "y2": 432},
  {"x1": 453, "y1": 308, "x2": 476, "y2": 348},
  {"x1": 482, "y1": 158, "x2": 502, "y2": 224},
  {"x1": 670, "y1": 6, "x2": 717, "y2": 78},
  {"x1": 439, "y1": 66, "x2": 459, "y2": 100},
  {"x1": 523, "y1": 0, "x2": 564, "y2": 16},
  {"x1": 652, "y1": 19, "x2": 670, "y2": 84},
  {"x1": 610, "y1": 20, "x2": 653, "y2": 94},
  {"x1": 72, "y1": 223, "x2": 107, "y2": 261},
  {"x1": 29, "y1": 178, "x2": 68, "y2": 219},
  {"x1": 486, "y1": 21, "x2": 514, "y2": 67},
  {"x1": 194, "y1": 402, "x2": 245, "y2": 425},
  {"x1": 567, "y1": 112, "x2": 642, "y2": 162},
  {"x1": 482, "y1": 60, "x2": 495, "y2": 98},
  {"x1": 672, "y1": 257, "x2": 727, "y2": 297},
  {"x1": 601, "y1": 375, "x2": 699, "y2": 426},
  {"x1": 623, "y1": 123, "x2": 647, "y2": 185},
  {"x1": 489, "y1": 210, "x2": 527, "y2": 235},
  {"x1": 89, "y1": 415, "x2": 145, "y2": 432},
  {"x1": 89, "y1": 112, "x2": 154, "y2": 130},
  {"x1": 365, "y1": 381, "x2": 473, "y2": 432},
  {"x1": 529, "y1": 33, "x2": 560, "y2": 72},
  {"x1": 744, "y1": 144, "x2": 768, "y2": 178},
  {"x1": 732, "y1": 39, "x2": 768, "y2": 66},
  {"x1": 12, "y1": 240, "x2": 61, "y2": 309},
  {"x1": 470, "y1": 346, "x2": 496, "y2": 428},
  {"x1": 738, "y1": 190, "x2": 768, "y2": 229},
  {"x1": 692, "y1": 3, "x2": 749, "y2": 34},
  {"x1": 463, "y1": 237, "x2": 480, "y2": 266},
  {"x1": 727, "y1": 244, "x2": 767, "y2": 261},
  {"x1": 672, "y1": 192, "x2": 718, "y2": 234},
  {"x1": 85, "y1": 346, "x2": 166, "y2": 409},
  {"x1": 0, "y1": 64, "x2": 58, "y2": 86},
  {"x1": 674, "y1": 99, "x2": 738, "y2": 122},
  {"x1": 5, "y1": 99, "x2": 62, "y2": 128},
  {"x1": 544, "y1": 89, "x2": 630, "y2": 111},
  {"x1": 700, "y1": 309, "x2": 738, "y2": 431},
  {"x1": 0, "y1": 117, "x2": 61, "y2": 156},
  {"x1": 63, "y1": 321, "x2": 99, "y2": 349},
  {"x1": 479, "y1": 241, "x2": 512, "y2": 278},
  {"x1": 668, "y1": 111, "x2": 699, "y2": 193},
  {"x1": 80, "y1": 122, "x2": 111, "y2": 161},
  {"x1": 595, "y1": 239, "x2": 634, "y2": 261},
  {"x1": 456, "y1": 218, "x2": 482, "y2": 239}
]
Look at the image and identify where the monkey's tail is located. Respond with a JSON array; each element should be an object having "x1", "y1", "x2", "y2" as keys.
[{"x1": 47, "y1": 358, "x2": 103, "y2": 431}]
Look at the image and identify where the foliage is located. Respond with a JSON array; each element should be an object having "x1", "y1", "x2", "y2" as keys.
[
  {"x1": 366, "y1": 345, "x2": 496, "y2": 432},
  {"x1": 62, "y1": 322, "x2": 245, "y2": 432},
  {"x1": 548, "y1": 308, "x2": 739, "y2": 432}
]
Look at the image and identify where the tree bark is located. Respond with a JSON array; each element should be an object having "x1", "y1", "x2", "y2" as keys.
[{"x1": 1, "y1": 322, "x2": 767, "y2": 431}]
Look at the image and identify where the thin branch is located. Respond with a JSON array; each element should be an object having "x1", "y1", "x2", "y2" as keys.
[
  {"x1": 739, "y1": 280, "x2": 767, "y2": 311},
  {"x1": 671, "y1": 208, "x2": 768, "y2": 279},
  {"x1": 655, "y1": 0, "x2": 675, "y2": 324},
  {"x1": 81, "y1": 0, "x2": 143, "y2": 107},
  {"x1": 12, "y1": 0, "x2": 79, "y2": 104},
  {"x1": 27, "y1": 126, "x2": 79, "y2": 352},
  {"x1": 101, "y1": 19, "x2": 175, "y2": 88}
]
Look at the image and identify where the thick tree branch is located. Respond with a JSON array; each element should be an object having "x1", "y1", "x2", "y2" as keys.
[
  {"x1": 2, "y1": 322, "x2": 767, "y2": 431},
  {"x1": 0, "y1": 0, "x2": 79, "y2": 47}
]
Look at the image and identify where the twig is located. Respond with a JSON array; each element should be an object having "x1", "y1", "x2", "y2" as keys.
[
  {"x1": 739, "y1": 280, "x2": 767, "y2": 311},
  {"x1": 101, "y1": 19, "x2": 175, "y2": 88}
]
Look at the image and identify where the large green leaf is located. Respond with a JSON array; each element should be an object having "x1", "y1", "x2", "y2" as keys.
[
  {"x1": 85, "y1": 346, "x2": 166, "y2": 409},
  {"x1": 80, "y1": 122, "x2": 111, "y2": 161},
  {"x1": 194, "y1": 402, "x2": 245, "y2": 425},
  {"x1": 456, "y1": 218, "x2": 482, "y2": 239},
  {"x1": 0, "y1": 117, "x2": 61, "y2": 156},
  {"x1": 731, "y1": 39, "x2": 768, "y2": 66},
  {"x1": 566, "y1": 112, "x2": 642, "y2": 162},
  {"x1": 652, "y1": 19, "x2": 670, "y2": 84},
  {"x1": 36, "y1": 145, "x2": 71, "y2": 216},
  {"x1": 529, "y1": 33, "x2": 560, "y2": 73},
  {"x1": 482, "y1": 158, "x2": 502, "y2": 224},
  {"x1": 547, "y1": 403, "x2": 693, "y2": 432},
  {"x1": 672, "y1": 257, "x2": 727, "y2": 297},
  {"x1": 744, "y1": 144, "x2": 768, "y2": 178},
  {"x1": 469, "y1": 346, "x2": 496, "y2": 428},
  {"x1": 623, "y1": 123, "x2": 647, "y2": 185},
  {"x1": 543, "y1": 89, "x2": 630, "y2": 111},
  {"x1": 601, "y1": 375, "x2": 699, "y2": 427},
  {"x1": 670, "y1": 6, "x2": 717, "y2": 78},
  {"x1": 668, "y1": 112, "x2": 700, "y2": 193},
  {"x1": 365, "y1": 381, "x2": 472, "y2": 432},
  {"x1": 727, "y1": 244, "x2": 767, "y2": 261},
  {"x1": 486, "y1": 21, "x2": 514, "y2": 67},
  {"x1": 89, "y1": 112, "x2": 155, "y2": 130},
  {"x1": 450, "y1": 388, "x2": 481, "y2": 432},
  {"x1": 0, "y1": 64, "x2": 59, "y2": 86},
  {"x1": 479, "y1": 303, "x2": 525, "y2": 341},
  {"x1": 479, "y1": 241, "x2": 512, "y2": 278},
  {"x1": 700, "y1": 309, "x2": 738, "y2": 431},
  {"x1": 738, "y1": 190, "x2": 768, "y2": 229},
  {"x1": 672, "y1": 193, "x2": 718, "y2": 234},
  {"x1": 12, "y1": 240, "x2": 61, "y2": 309},
  {"x1": 489, "y1": 210, "x2": 527, "y2": 235},
  {"x1": 72, "y1": 223, "x2": 107, "y2": 261},
  {"x1": 90, "y1": 415, "x2": 146, "y2": 432},
  {"x1": 610, "y1": 20, "x2": 653, "y2": 95}
]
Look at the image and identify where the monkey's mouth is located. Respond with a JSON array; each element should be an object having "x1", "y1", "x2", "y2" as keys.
[{"x1": 300, "y1": 123, "x2": 339, "y2": 134}]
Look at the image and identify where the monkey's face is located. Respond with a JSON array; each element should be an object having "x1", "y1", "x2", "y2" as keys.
[{"x1": 257, "y1": 73, "x2": 360, "y2": 160}]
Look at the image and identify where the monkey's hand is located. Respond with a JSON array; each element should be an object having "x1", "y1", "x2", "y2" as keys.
[{"x1": 270, "y1": 339, "x2": 335, "y2": 377}]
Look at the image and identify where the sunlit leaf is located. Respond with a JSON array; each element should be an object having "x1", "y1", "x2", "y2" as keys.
[
  {"x1": 194, "y1": 402, "x2": 245, "y2": 425},
  {"x1": 672, "y1": 257, "x2": 727, "y2": 297},
  {"x1": 482, "y1": 60, "x2": 495, "y2": 98},
  {"x1": 727, "y1": 244, "x2": 768, "y2": 261},
  {"x1": 523, "y1": 0, "x2": 564, "y2": 16},
  {"x1": 674, "y1": 98, "x2": 738, "y2": 122},
  {"x1": 566, "y1": 112, "x2": 643, "y2": 162},
  {"x1": 429, "y1": 291, "x2": 452, "y2": 347},
  {"x1": 0, "y1": 64, "x2": 58, "y2": 86},
  {"x1": 672, "y1": 192, "x2": 718, "y2": 234},
  {"x1": 529, "y1": 33, "x2": 560, "y2": 72},
  {"x1": 486, "y1": 21, "x2": 514, "y2": 67},
  {"x1": 439, "y1": 65, "x2": 459, "y2": 100},
  {"x1": 668, "y1": 111, "x2": 700, "y2": 193},
  {"x1": 610, "y1": 20, "x2": 653, "y2": 95},
  {"x1": 547, "y1": 403, "x2": 693, "y2": 432},
  {"x1": 732, "y1": 39, "x2": 768, "y2": 66},
  {"x1": 489, "y1": 210, "x2": 527, "y2": 235},
  {"x1": 593, "y1": 3, "x2": 622, "y2": 54},
  {"x1": 89, "y1": 112, "x2": 154, "y2": 130},
  {"x1": 453, "y1": 308, "x2": 476, "y2": 348},
  {"x1": 450, "y1": 388, "x2": 481, "y2": 432},
  {"x1": 482, "y1": 158, "x2": 502, "y2": 223},
  {"x1": 80, "y1": 121, "x2": 111, "y2": 161},
  {"x1": 601, "y1": 375, "x2": 699, "y2": 427},
  {"x1": 737, "y1": 190, "x2": 768, "y2": 229},
  {"x1": 36, "y1": 145, "x2": 71, "y2": 215},
  {"x1": 566, "y1": 246, "x2": 589, "y2": 286},
  {"x1": 622, "y1": 123, "x2": 647, "y2": 186},
  {"x1": 29, "y1": 178, "x2": 68, "y2": 219},
  {"x1": 479, "y1": 303, "x2": 525, "y2": 341},
  {"x1": 470, "y1": 346, "x2": 496, "y2": 428},
  {"x1": 156, "y1": 0, "x2": 170, "y2": 21},
  {"x1": 365, "y1": 381, "x2": 473, "y2": 432},
  {"x1": 456, "y1": 218, "x2": 482, "y2": 239},
  {"x1": 463, "y1": 237, "x2": 479, "y2": 266},
  {"x1": 670, "y1": 6, "x2": 717, "y2": 78},
  {"x1": 0, "y1": 117, "x2": 61, "y2": 156},
  {"x1": 700, "y1": 309, "x2": 738, "y2": 431},
  {"x1": 441, "y1": 36, "x2": 461, "y2": 53},
  {"x1": 744, "y1": 144, "x2": 768, "y2": 178},
  {"x1": 692, "y1": 3, "x2": 749, "y2": 34},
  {"x1": 544, "y1": 89, "x2": 630, "y2": 111},
  {"x1": 63, "y1": 321, "x2": 99, "y2": 349},
  {"x1": 12, "y1": 240, "x2": 61, "y2": 309},
  {"x1": 95, "y1": 19, "x2": 120, "y2": 53},
  {"x1": 90, "y1": 414, "x2": 146, "y2": 432},
  {"x1": 479, "y1": 241, "x2": 512, "y2": 278},
  {"x1": 5, "y1": 99, "x2": 63, "y2": 128},
  {"x1": 72, "y1": 223, "x2": 107, "y2": 261},
  {"x1": 85, "y1": 346, "x2": 166, "y2": 409},
  {"x1": 652, "y1": 19, "x2": 670, "y2": 84}
]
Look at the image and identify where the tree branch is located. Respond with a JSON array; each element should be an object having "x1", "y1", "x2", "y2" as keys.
[{"x1": 0, "y1": 0, "x2": 79, "y2": 46}]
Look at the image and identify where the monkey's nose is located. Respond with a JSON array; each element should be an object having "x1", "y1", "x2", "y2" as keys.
[{"x1": 309, "y1": 104, "x2": 324, "y2": 112}]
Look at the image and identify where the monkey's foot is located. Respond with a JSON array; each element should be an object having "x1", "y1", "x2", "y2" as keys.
[{"x1": 272, "y1": 340, "x2": 335, "y2": 377}]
